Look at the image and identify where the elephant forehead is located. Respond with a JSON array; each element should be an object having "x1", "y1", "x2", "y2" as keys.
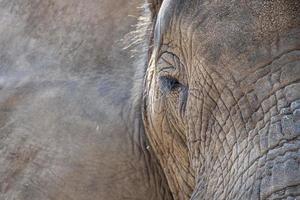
[
  {"x1": 155, "y1": 0, "x2": 299, "y2": 39},
  {"x1": 154, "y1": 0, "x2": 300, "y2": 71}
]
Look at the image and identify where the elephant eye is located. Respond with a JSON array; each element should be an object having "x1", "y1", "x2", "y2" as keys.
[{"x1": 159, "y1": 75, "x2": 182, "y2": 93}]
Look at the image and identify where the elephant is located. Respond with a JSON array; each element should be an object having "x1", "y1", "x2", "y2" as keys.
[
  {"x1": 0, "y1": 0, "x2": 171, "y2": 199},
  {"x1": 140, "y1": 0, "x2": 300, "y2": 199},
  {"x1": 0, "y1": 0, "x2": 299, "y2": 200}
]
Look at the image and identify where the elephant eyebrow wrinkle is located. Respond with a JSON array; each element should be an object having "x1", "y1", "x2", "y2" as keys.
[
  {"x1": 152, "y1": 0, "x2": 175, "y2": 58},
  {"x1": 152, "y1": 18, "x2": 165, "y2": 58}
]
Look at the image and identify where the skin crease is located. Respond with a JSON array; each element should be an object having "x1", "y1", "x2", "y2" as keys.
[
  {"x1": 0, "y1": 0, "x2": 299, "y2": 200},
  {"x1": 143, "y1": 0, "x2": 300, "y2": 199}
]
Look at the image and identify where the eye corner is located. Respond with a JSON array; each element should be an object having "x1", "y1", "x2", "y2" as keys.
[{"x1": 159, "y1": 75, "x2": 182, "y2": 93}]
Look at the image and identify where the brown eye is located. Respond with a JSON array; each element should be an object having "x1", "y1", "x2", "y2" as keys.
[{"x1": 159, "y1": 75, "x2": 182, "y2": 93}]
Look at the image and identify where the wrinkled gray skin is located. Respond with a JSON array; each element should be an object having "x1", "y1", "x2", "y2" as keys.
[
  {"x1": 0, "y1": 0, "x2": 172, "y2": 200},
  {"x1": 142, "y1": 0, "x2": 300, "y2": 199},
  {"x1": 1, "y1": 0, "x2": 300, "y2": 200}
]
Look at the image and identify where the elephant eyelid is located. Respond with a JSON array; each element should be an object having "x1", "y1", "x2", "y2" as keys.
[
  {"x1": 157, "y1": 51, "x2": 180, "y2": 73},
  {"x1": 158, "y1": 66, "x2": 175, "y2": 73}
]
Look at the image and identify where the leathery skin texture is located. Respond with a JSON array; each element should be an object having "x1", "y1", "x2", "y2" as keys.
[
  {"x1": 0, "y1": 0, "x2": 299, "y2": 200},
  {"x1": 142, "y1": 0, "x2": 300, "y2": 199}
]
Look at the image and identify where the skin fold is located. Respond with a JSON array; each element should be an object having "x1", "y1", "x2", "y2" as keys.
[
  {"x1": 142, "y1": 0, "x2": 300, "y2": 199},
  {"x1": 0, "y1": 0, "x2": 299, "y2": 200}
]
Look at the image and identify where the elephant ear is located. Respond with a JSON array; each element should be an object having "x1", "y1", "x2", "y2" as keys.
[{"x1": 147, "y1": 0, "x2": 163, "y2": 19}]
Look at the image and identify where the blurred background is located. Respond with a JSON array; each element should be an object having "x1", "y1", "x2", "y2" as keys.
[{"x1": 0, "y1": 0, "x2": 163, "y2": 199}]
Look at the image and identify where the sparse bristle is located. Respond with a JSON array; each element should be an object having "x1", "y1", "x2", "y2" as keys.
[{"x1": 121, "y1": 3, "x2": 153, "y2": 60}]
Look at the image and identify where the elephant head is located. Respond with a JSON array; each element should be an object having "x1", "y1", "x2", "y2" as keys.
[{"x1": 142, "y1": 0, "x2": 300, "y2": 199}]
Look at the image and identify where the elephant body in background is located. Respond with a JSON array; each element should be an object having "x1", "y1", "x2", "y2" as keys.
[
  {"x1": 0, "y1": 0, "x2": 299, "y2": 200},
  {"x1": 0, "y1": 0, "x2": 171, "y2": 199}
]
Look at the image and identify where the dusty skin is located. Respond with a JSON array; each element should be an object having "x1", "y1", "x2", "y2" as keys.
[
  {"x1": 143, "y1": 0, "x2": 300, "y2": 199},
  {"x1": 0, "y1": 0, "x2": 300, "y2": 200}
]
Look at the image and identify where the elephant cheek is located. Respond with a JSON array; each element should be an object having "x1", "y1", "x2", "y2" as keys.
[
  {"x1": 184, "y1": 94, "x2": 206, "y2": 172},
  {"x1": 144, "y1": 78, "x2": 166, "y2": 141}
]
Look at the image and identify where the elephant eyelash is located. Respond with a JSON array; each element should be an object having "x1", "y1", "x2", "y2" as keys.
[{"x1": 159, "y1": 75, "x2": 181, "y2": 93}]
